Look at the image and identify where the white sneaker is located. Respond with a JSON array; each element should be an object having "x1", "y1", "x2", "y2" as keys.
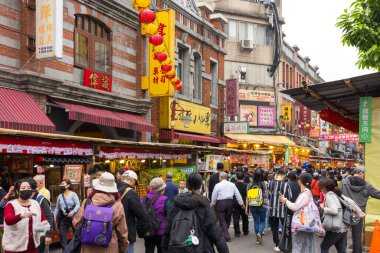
[{"x1": 274, "y1": 246, "x2": 281, "y2": 252}]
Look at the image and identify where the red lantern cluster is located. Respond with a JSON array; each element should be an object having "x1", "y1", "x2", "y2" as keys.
[
  {"x1": 320, "y1": 108, "x2": 359, "y2": 133},
  {"x1": 135, "y1": 0, "x2": 183, "y2": 91}
]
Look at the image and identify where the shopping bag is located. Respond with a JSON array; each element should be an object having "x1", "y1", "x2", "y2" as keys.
[{"x1": 279, "y1": 212, "x2": 292, "y2": 253}]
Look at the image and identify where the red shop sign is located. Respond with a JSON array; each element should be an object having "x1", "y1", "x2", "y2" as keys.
[
  {"x1": 83, "y1": 69, "x2": 112, "y2": 92},
  {"x1": 321, "y1": 134, "x2": 359, "y2": 141},
  {"x1": 0, "y1": 136, "x2": 93, "y2": 155}
]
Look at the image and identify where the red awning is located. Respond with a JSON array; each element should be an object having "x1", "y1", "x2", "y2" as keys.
[
  {"x1": 54, "y1": 101, "x2": 154, "y2": 132},
  {"x1": 160, "y1": 129, "x2": 221, "y2": 143},
  {"x1": 0, "y1": 88, "x2": 55, "y2": 133}
]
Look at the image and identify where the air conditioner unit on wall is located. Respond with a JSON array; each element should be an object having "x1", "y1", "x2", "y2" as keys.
[{"x1": 240, "y1": 40, "x2": 256, "y2": 51}]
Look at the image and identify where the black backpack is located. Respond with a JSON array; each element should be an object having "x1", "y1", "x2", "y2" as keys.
[
  {"x1": 168, "y1": 208, "x2": 203, "y2": 253},
  {"x1": 137, "y1": 194, "x2": 161, "y2": 238}
]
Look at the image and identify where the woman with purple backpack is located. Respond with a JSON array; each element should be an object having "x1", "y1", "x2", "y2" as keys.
[{"x1": 72, "y1": 172, "x2": 129, "y2": 253}]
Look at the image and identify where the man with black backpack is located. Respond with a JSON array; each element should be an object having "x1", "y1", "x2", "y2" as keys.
[
  {"x1": 119, "y1": 170, "x2": 151, "y2": 253},
  {"x1": 233, "y1": 173, "x2": 249, "y2": 237}
]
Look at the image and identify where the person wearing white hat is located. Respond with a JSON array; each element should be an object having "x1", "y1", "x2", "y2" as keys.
[
  {"x1": 119, "y1": 170, "x2": 151, "y2": 253},
  {"x1": 73, "y1": 172, "x2": 129, "y2": 253}
]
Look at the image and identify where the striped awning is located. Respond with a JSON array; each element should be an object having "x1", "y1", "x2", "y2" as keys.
[
  {"x1": 54, "y1": 101, "x2": 154, "y2": 132},
  {"x1": 0, "y1": 88, "x2": 55, "y2": 133},
  {"x1": 160, "y1": 129, "x2": 221, "y2": 143}
]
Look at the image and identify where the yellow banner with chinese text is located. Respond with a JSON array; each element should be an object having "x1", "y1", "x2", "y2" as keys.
[
  {"x1": 148, "y1": 10, "x2": 175, "y2": 97},
  {"x1": 282, "y1": 104, "x2": 291, "y2": 123},
  {"x1": 160, "y1": 98, "x2": 211, "y2": 134}
]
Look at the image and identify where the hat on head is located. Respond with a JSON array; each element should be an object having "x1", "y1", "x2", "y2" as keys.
[
  {"x1": 123, "y1": 170, "x2": 138, "y2": 184},
  {"x1": 354, "y1": 165, "x2": 365, "y2": 174},
  {"x1": 92, "y1": 172, "x2": 118, "y2": 193},
  {"x1": 150, "y1": 177, "x2": 166, "y2": 192},
  {"x1": 313, "y1": 172, "x2": 320, "y2": 178}
]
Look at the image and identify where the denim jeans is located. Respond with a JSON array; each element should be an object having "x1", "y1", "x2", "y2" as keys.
[
  {"x1": 127, "y1": 242, "x2": 134, "y2": 253},
  {"x1": 250, "y1": 206, "x2": 266, "y2": 234}
]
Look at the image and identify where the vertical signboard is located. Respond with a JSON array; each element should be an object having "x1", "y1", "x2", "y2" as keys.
[
  {"x1": 281, "y1": 104, "x2": 291, "y2": 123},
  {"x1": 239, "y1": 105, "x2": 257, "y2": 126},
  {"x1": 258, "y1": 106, "x2": 275, "y2": 127},
  {"x1": 299, "y1": 104, "x2": 311, "y2": 129},
  {"x1": 36, "y1": 0, "x2": 63, "y2": 59},
  {"x1": 226, "y1": 79, "x2": 239, "y2": 116},
  {"x1": 359, "y1": 97, "x2": 372, "y2": 143},
  {"x1": 284, "y1": 147, "x2": 290, "y2": 164},
  {"x1": 148, "y1": 10, "x2": 175, "y2": 97}
]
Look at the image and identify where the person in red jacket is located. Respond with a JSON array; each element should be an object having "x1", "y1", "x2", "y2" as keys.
[{"x1": 311, "y1": 172, "x2": 321, "y2": 202}]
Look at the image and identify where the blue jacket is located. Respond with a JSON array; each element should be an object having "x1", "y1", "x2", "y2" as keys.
[{"x1": 164, "y1": 180, "x2": 178, "y2": 203}]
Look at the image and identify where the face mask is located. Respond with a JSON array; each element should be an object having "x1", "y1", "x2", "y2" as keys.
[
  {"x1": 20, "y1": 190, "x2": 33, "y2": 200},
  {"x1": 60, "y1": 186, "x2": 67, "y2": 192}
]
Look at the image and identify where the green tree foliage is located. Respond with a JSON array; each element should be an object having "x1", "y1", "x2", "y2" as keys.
[{"x1": 336, "y1": 0, "x2": 380, "y2": 71}]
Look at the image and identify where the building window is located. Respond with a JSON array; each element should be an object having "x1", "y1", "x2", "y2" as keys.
[
  {"x1": 74, "y1": 15, "x2": 111, "y2": 74},
  {"x1": 193, "y1": 53, "x2": 202, "y2": 100},
  {"x1": 266, "y1": 26, "x2": 273, "y2": 45},
  {"x1": 177, "y1": 46, "x2": 189, "y2": 96},
  {"x1": 194, "y1": 23, "x2": 198, "y2": 33},
  {"x1": 228, "y1": 20, "x2": 237, "y2": 40},
  {"x1": 210, "y1": 60, "x2": 218, "y2": 106},
  {"x1": 187, "y1": 19, "x2": 191, "y2": 29},
  {"x1": 164, "y1": 3, "x2": 168, "y2": 9},
  {"x1": 180, "y1": 14, "x2": 184, "y2": 24}
]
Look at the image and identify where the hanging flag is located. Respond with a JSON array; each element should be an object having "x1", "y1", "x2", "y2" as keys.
[{"x1": 282, "y1": 104, "x2": 291, "y2": 123}]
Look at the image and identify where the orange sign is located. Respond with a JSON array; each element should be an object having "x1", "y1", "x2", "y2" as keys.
[
  {"x1": 309, "y1": 129, "x2": 320, "y2": 138},
  {"x1": 148, "y1": 10, "x2": 175, "y2": 97},
  {"x1": 63, "y1": 164, "x2": 83, "y2": 183}
]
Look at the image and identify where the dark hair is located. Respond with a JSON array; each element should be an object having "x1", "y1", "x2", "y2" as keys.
[
  {"x1": 236, "y1": 172, "x2": 245, "y2": 180},
  {"x1": 186, "y1": 173, "x2": 203, "y2": 191},
  {"x1": 27, "y1": 178, "x2": 37, "y2": 190},
  {"x1": 287, "y1": 172, "x2": 297, "y2": 181},
  {"x1": 319, "y1": 178, "x2": 342, "y2": 197},
  {"x1": 216, "y1": 162, "x2": 224, "y2": 171},
  {"x1": 89, "y1": 164, "x2": 105, "y2": 175},
  {"x1": 253, "y1": 171, "x2": 263, "y2": 184},
  {"x1": 14, "y1": 178, "x2": 32, "y2": 197},
  {"x1": 62, "y1": 179, "x2": 73, "y2": 190},
  {"x1": 277, "y1": 169, "x2": 285, "y2": 175},
  {"x1": 299, "y1": 172, "x2": 312, "y2": 188}
]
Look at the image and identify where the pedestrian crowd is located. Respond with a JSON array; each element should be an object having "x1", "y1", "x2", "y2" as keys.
[{"x1": 0, "y1": 162, "x2": 378, "y2": 253}]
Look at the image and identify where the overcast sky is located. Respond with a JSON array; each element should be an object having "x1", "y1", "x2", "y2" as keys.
[{"x1": 282, "y1": 0, "x2": 376, "y2": 82}]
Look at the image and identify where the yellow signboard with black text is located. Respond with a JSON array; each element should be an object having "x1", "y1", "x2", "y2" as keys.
[
  {"x1": 282, "y1": 104, "x2": 291, "y2": 123},
  {"x1": 160, "y1": 98, "x2": 211, "y2": 134},
  {"x1": 148, "y1": 10, "x2": 175, "y2": 97}
]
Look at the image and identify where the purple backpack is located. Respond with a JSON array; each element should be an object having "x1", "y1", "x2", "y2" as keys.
[{"x1": 81, "y1": 200, "x2": 115, "y2": 248}]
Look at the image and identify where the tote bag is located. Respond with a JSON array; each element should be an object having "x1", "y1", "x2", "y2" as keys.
[{"x1": 291, "y1": 190, "x2": 325, "y2": 236}]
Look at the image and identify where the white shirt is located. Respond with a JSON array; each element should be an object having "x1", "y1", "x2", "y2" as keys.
[{"x1": 211, "y1": 179, "x2": 244, "y2": 207}]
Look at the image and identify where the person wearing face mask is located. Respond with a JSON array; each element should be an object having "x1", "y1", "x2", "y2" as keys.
[
  {"x1": 53, "y1": 179, "x2": 80, "y2": 250},
  {"x1": 2, "y1": 178, "x2": 50, "y2": 253}
]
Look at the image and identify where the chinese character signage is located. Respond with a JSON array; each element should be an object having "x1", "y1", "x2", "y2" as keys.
[
  {"x1": 359, "y1": 97, "x2": 372, "y2": 143},
  {"x1": 258, "y1": 106, "x2": 275, "y2": 127},
  {"x1": 148, "y1": 10, "x2": 175, "y2": 97},
  {"x1": 284, "y1": 147, "x2": 290, "y2": 164},
  {"x1": 223, "y1": 122, "x2": 249, "y2": 134},
  {"x1": 239, "y1": 105, "x2": 257, "y2": 126},
  {"x1": 160, "y1": 98, "x2": 211, "y2": 134},
  {"x1": 281, "y1": 104, "x2": 291, "y2": 123},
  {"x1": 311, "y1": 110, "x2": 319, "y2": 127},
  {"x1": 226, "y1": 79, "x2": 239, "y2": 116},
  {"x1": 36, "y1": 0, "x2": 63, "y2": 59},
  {"x1": 63, "y1": 164, "x2": 83, "y2": 183},
  {"x1": 239, "y1": 90, "x2": 275, "y2": 102},
  {"x1": 299, "y1": 104, "x2": 311, "y2": 129},
  {"x1": 321, "y1": 134, "x2": 359, "y2": 141},
  {"x1": 83, "y1": 69, "x2": 112, "y2": 92}
]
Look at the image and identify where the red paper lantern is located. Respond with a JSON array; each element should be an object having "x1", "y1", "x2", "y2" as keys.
[
  {"x1": 334, "y1": 129, "x2": 338, "y2": 133},
  {"x1": 311, "y1": 126, "x2": 315, "y2": 129},
  {"x1": 139, "y1": 9, "x2": 156, "y2": 24},
  {"x1": 172, "y1": 79, "x2": 181, "y2": 86},
  {"x1": 161, "y1": 64, "x2": 172, "y2": 72},
  {"x1": 149, "y1": 34, "x2": 163, "y2": 46},
  {"x1": 166, "y1": 74, "x2": 176, "y2": 79},
  {"x1": 155, "y1": 52, "x2": 168, "y2": 62},
  {"x1": 175, "y1": 84, "x2": 183, "y2": 90},
  {"x1": 322, "y1": 128, "x2": 326, "y2": 131}
]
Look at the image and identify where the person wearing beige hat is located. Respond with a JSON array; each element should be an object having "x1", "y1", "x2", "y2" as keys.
[
  {"x1": 143, "y1": 177, "x2": 171, "y2": 253},
  {"x1": 73, "y1": 172, "x2": 129, "y2": 253}
]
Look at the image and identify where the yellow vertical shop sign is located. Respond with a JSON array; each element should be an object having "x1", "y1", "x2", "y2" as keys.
[
  {"x1": 148, "y1": 10, "x2": 175, "y2": 97},
  {"x1": 160, "y1": 98, "x2": 211, "y2": 134},
  {"x1": 282, "y1": 104, "x2": 291, "y2": 123},
  {"x1": 365, "y1": 97, "x2": 380, "y2": 234},
  {"x1": 36, "y1": 0, "x2": 63, "y2": 59}
]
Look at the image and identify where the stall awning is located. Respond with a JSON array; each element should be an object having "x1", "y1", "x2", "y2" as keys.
[
  {"x1": 160, "y1": 129, "x2": 221, "y2": 143},
  {"x1": 53, "y1": 101, "x2": 154, "y2": 132},
  {"x1": 0, "y1": 88, "x2": 55, "y2": 133},
  {"x1": 225, "y1": 134, "x2": 296, "y2": 146}
]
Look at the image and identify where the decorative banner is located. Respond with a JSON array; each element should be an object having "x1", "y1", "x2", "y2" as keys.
[
  {"x1": 205, "y1": 155, "x2": 228, "y2": 172},
  {"x1": 99, "y1": 147, "x2": 192, "y2": 160},
  {"x1": 359, "y1": 97, "x2": 372, "y2": 143},
  {"x1": 258, "y1": 106, "x2": 275, "y2": 127},
  {"x1": 281, "y1": 104, "x2": 291, "y2": 123},
  {"x1": 320, "y1": 134, "x2": 359, "y2": 141},
  {"x1": 36, "y1": 0, "x2": 63, "y2": 59},
  {"x1": 139, "y1": 166, "x2": 197, "y2": 185},
  {"x1": 148, "y1": 10, "x2": 175, "y2": 97},
  {"x1": 12, "y1": 155, "x2": 33, "y2": 174},
  {"x1": 239, "y1": 105, "x2": 257, "y2": 126},
  {"x1": 284, "y1": 147, "x2": 290, "y2": 164},
  {"x1": 225, "y1": 79, "x2": 239, "y2": 116},
  {"x1": 309, "y1": 129, "x2": 320, "y2": 138},
  {"x1": 160, "y1": 97, "x2": 211, "y2": 134},
  {"x1": 311, "y1": 110, "x2": 319, "y2": 127},
  {"x1": 63, "y1": 164, "x2": 83, "y2": 183},
  {"x1": 299, "y1": 104, "x2": 311, "y2": 129},
  {"x1": 0, "y1": 136, "x2": 93, "y2": 155},
  {"x1": 83, "y1": 69, "x2": 112, "y2": 92},
  {"x1": 223, "y1": 122, "x2": 249, "y2": 134},
  {"x1": 239, "y1": 90, "x2": 275, "y2": 102}
]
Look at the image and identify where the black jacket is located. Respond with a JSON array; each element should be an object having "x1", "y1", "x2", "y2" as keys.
[
  {"x1": 162, "y1": 192, "x2": 229, "y2": 253},
  {"x1": 208, "y1": 173, "x2": 220, "y2": 199},
  {"x1": 118, "y1": 182, "x2": 150, "y2": 243},
  {"x1": 32, "y1": 193, "x2": 54, "y2": 237},
  {"x1": 233, "y1": 182, "x2": 247, "y2": 207}
]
